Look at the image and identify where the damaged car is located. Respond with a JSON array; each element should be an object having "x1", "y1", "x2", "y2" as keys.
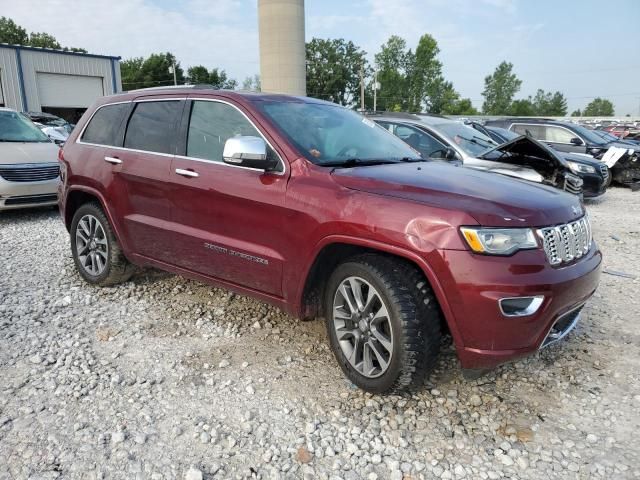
[
  {"x1": 369, "y1": 113, "x2": 583, "y2": 195},
  {"x1": 468, "y1": 121, "x2": 610, "y2": 196},
  {"x1": 485, "y1": 118, "x2": 640, "y2": 187}
]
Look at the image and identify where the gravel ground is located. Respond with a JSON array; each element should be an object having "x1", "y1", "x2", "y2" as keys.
[{"x1": 1, "y1": 188, "x2": 639, "y2": 480}]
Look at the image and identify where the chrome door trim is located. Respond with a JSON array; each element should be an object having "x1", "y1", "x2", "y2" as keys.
[{"x1": 175, "y1": 168, "x2": 199, "y2": 178}]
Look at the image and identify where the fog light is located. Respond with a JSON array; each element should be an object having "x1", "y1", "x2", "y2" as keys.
[{"x1": 499, "y1": 296, "x2": 544, "y2": 317}]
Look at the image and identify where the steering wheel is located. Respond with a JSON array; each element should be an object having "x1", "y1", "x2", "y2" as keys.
[{"x1": 336, "y1": 145, "x2": 359, "y2": 158}]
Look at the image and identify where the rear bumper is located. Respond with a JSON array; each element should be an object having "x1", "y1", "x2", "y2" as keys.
[
  {"x1": 0, "y1": 177, "x2": 60, "y2": 211},
  {"x1": 434, "y1": 246, "x2": 602, "y2": 369}
]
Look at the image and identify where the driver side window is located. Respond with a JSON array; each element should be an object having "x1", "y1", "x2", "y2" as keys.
[{"x1": 388, "y1": 123, "x2": 448, "y2": 159}]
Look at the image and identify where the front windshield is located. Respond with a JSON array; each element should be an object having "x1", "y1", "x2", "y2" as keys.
[
  {"x1": 255, "y1": 101, "x2": 421, "y2": 165},
  {"x1": 569, "y1": 123, "x2": 607, "y2": 145},
  {"x1": 0, "y1": 111, "x2": 50, "y2": 142},
  {"x1": 433, "y1": 122, "x2": 498, "y2": 157}
]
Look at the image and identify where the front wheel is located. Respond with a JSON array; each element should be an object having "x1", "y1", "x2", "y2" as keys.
[
  {"x1": 324, "y1": 254, "x2": 441, "y2": 393},
  {"x1": 70, "y1": 202, "x2": 134, "y2": 286}
]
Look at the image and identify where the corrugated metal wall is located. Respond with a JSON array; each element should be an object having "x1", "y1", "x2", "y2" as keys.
[
  {"x1": 0, "y1": 46, "x2": 122, "y2": 112},
  {"x1": 0, "y1": 48, "x2": 23, "y2": 110}
]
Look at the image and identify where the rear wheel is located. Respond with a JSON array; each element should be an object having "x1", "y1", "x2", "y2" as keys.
[
  {"x1": 70, "y1": 202, "x2": 134, "y2": 286},
  {"x1": 324, "y1": 254, "x2": 441, "y2": 393}
]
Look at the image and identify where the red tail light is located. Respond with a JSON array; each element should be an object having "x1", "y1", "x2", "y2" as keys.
[{"x1": 58, "y1": 148, "x2": 65, "y2": 162}]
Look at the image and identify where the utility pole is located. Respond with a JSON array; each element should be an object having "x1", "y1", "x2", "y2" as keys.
[
  {"x1": 169, "y1": 61, "x2": 177, "y2": 86},
  {"x1": 360, "y1": 63, "x2": 365, "y2": 113},
  {"x1": 373, "y1": 69, "x2": 378, "y2": 113}
]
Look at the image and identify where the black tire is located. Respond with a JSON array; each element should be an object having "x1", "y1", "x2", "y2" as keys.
[
  {"x1": 604, "y1": 167, "x2": 613, "y2": 188},
  {"x1": 70, "y1": 202, "x2": 134, "y2": 286},
  {"x1": 324, "y1": 254, "x2": 441, "y2": 394}
]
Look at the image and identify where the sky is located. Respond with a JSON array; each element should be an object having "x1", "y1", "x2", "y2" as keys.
[{"x1": 2, "y1": 0, "x2": 639, "y2": 115}]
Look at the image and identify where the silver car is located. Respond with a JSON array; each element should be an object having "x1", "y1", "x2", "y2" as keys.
[
  {"x1": 0, "y1": 108, "x2": 61, "y2": 211},
  {"x1": 371, "y1": 113, "x2": 583, "y2": 195}
]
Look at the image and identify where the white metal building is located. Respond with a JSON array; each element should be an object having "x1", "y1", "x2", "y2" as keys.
[{"x1": 0, "y1": 44, "x2": 121, "y2": 123}]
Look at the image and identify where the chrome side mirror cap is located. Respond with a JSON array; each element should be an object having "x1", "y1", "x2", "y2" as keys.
[{"x1": 223, "y1": 136, "x2": 276, "y2": 170}]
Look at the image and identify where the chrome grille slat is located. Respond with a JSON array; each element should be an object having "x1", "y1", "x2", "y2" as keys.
[
  {"x1": 0, "y1": 165, "x2": 60, "y2": 182},
  {"x1": 539, "y1": 216, "x2": 592, "y2": 266}
]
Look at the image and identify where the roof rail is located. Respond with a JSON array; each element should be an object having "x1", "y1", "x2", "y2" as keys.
[{"x1": 127, "y1": 84, "x2": 218, "y2": 93}]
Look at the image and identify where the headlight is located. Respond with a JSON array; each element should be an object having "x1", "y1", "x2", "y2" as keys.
[
  {"x1": 460, "y1": 227, "x2": 538, "y2": 255},
  {"x1": 566, "y1": 161, "x2": 595, "y2": 174}
]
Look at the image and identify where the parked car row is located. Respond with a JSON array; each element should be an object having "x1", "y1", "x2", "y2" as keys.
[{"x1": 51, "y1": 87, "x2": 601, "y2": 393}]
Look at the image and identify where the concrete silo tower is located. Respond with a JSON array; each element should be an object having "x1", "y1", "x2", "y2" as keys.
[{"x1": 258, "y1": 0, "x2": 306, "y2": 96}]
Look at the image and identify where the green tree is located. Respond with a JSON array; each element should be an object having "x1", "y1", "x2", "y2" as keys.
[
  {"x1": 242, "y1": 74, "x2": 261, "y2": 92},
  {"x1": 445, "y1": 98, "x2": 479, "y2": 116},
  {"x1": 187, "y1": 65, "x2": 210, "y2": 84},
  {"x1": 530, "y1": 89, "x2": 567, "y2": 116},
  {"x1": 583, "y1": 98, "x2": 615, "y2": 116},
  {"x1": 509, "y1": 99, "x2": 535, "y2": 116},
  {"x1": 121, "y1": 53, "x2": 184, "y2": 90},
  {"x1": 28, "y1": 32, "x2": 62, "y2": 49},
  {"x1": 0, "y1": 17, "x2": 28, "y2": 44},
  {"x1": 429, "y1": 79, "x2": 459, "y2": 114},
  {"x1": 208, "y1": 68, "x2": 237, "y2": 89},
  {"x1": 409, "y1": 34, "x2": 443, "y2": 111},
  {"x1": 571, "y1": 109, "x2": 582, "y2": 117},
  {"x1": 374, "y1": 36, "x2": 412, "y2": 111},
  {"x1": 481, "y1": 61, "x2": 522, "y2": 115},
  {"x1": 306, "y1": 38, "x2": 369, "y2": 106}
]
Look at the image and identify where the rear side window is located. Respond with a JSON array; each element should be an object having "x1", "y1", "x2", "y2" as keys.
[
  {"x1": 543, "y1": 126, "x2": 575, "y2": 143},
  {"x1": 186, "y1": 100, "x2": 261, "y2": 162},
  {"x1": 124, "y1": 101, "x2": 182, "y2": 154},
  {"x1": 512, "y1": 124, "x2": 544, "y2": 139},
  {"x1": 81, "y1": 103, "x2": 130, "y2": 146}
]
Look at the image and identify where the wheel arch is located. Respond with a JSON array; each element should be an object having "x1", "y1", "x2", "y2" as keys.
[{"x1": 298, "y1": 235, "x2": 461, "y2": 344}]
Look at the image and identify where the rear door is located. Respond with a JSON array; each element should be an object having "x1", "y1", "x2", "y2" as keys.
[
  {"x1": 167, "y1": 97, "x2": 289, "y2": 296},
  {"x1": 104, "y1": 98, "x2": 184, "y2": 260}
]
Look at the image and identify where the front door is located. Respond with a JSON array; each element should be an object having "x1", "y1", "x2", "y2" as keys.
[{"x1": 168, "y1": 98, "x2": 288, "y2": 297}]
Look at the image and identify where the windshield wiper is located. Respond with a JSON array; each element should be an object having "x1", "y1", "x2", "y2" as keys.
[{"x1": 322, "y1": 158, "x2": 402, "y2": 168}]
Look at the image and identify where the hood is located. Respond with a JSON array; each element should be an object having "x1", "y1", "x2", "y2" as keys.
[
  {"x1": 331, "y1": 162, "x2": 584, "y2": 227},
  {"x1": 0, "y1": 141, "x2": 60, "y2": 166},
  {"x1": 561, "y1": 151, "x2": 603, "y2": 166},
  {"x1": 479, "y1": 135, "x2": 568, "y2": 168}
]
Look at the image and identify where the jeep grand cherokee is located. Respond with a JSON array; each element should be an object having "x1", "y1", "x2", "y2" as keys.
[{"x1": 58, "y1": 87, "x2": 602, "y2": 393}]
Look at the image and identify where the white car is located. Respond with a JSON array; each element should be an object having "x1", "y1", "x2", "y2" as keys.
[{"x1": 0, "y1": 108, "x2": 61, "y2": 211}]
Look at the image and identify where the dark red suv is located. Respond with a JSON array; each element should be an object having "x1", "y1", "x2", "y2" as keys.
[{"x1": 59, "y1": 87, "x2": 602, "y2": 393}]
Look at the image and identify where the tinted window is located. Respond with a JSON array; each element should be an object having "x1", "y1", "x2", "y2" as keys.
[
  {"x1": 543, "y1": 126, "x2": 575, "y2": 143},
  {"x1": 386, "y1": 122, "x2": 449, "y2": 159},
  {"x1": 187, "y1": 101, "x2": 261, "y2": 162},
  {"x1": 81, "y1": 103, "x2": 129, "y2": 146},
  {"x1": 124, "y1": 101, "x2": 182, "y2": 154},
  {"x1": 512, "y1": 124, "x2": 545, "y2": 139}
]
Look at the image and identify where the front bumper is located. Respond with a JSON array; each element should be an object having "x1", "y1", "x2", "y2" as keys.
[
  {"x1": 0, "y1": 176, "x2": 60, "y2": 211},
  {"x1": 579, "y1": 170, "x2": 608, "y2": 198},
  {"x1": 435, "y1": 245, "x2": 602, "y2": 369}
]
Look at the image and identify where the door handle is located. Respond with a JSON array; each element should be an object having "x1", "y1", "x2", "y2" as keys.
[
  {"x1": 175, "y1": 168, "x2": 199, "y2": 178},
  {"x1": 104, "y1": 156, "x2": 122, "y2": 165}
]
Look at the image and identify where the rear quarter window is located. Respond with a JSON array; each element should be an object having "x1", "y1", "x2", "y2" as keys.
[
  {"x1": 81, "y1": 103, "x2": 130, "y2": 146},
  {"x1": 124, "y1": 100, "x2": 183, "y2": 154}
]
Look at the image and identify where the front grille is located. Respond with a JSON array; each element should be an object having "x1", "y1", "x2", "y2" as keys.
[
  {"x1": 4, "y1": 194, "x2": 58, "y2": 206},
  {"x1": 0, "y1": 163, "x2": 60, "y2": 182},
  {"x1": 599, "y1": 164, "x2": 609, "y2": 181},
  {"x1": 538, "y1": 215, "x2": 592, "y2": 266},
  {"x1": 563, "y1": 173, "x2": 583, "y2": 195}
]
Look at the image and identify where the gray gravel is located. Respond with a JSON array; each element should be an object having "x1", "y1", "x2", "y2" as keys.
[{"x1": 1, "y1": 188, "x2": 639, "y2": 480}]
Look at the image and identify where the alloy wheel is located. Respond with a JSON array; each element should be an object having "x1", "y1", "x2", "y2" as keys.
[
  {"x1": 332, "y1": 276, "x2": 394, "y2": 378},
  {"x1": 75, "y1": 214, "x2": 108, "y2": 276}
]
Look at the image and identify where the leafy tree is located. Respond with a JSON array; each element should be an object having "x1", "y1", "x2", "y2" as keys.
[
  {"x1": 374, "y1": 36, "x2": 413, "y2": 111},
  {"x1": 509, "y1": 99, "x2": 535, "y2": 116},
  {"x1": 429, "y1": 79, "x2": 460, "y2": 114},
  {"x1": 583, "y1": 98, "x2": 614, "y2": 116},
  {"x1": 306, "y1": 38, "x2": 369, "y2": 106},
  {"x1": 530, "y1": 89, "x2": 567, "y2": 116},
  {"x1": 571, "y1": 109, "x2": 582, "y2": 117},
  {"x1": 187, "y1": 66, "x2": 237, "y2": 89},
  {"x1": 481, "y1": 61, "x2": 522, "y2": 115},
  {"x1": 121, "y1": 52, "x2": 184, "y2": 90},
  {"x1": 409, "y1": 34, "x2": 443, "y2": 112},
  {"x1": 445, "y1": 98, "x2": 479, "y2": 116},
  {"x1": 242, "y1": 74, "x2": 261, "y2": 92},
  {"x1": 28, "y1": 32, "x2": 62, "y2": 49},
  {"x1": 0, "y1": 17, "x2": 28, "y2": 44}
]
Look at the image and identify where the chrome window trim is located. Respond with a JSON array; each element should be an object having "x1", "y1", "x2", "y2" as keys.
[
  {"x1": 75, "y1": 97, "x2": 287, "y2": 176},
  {"x1": 510, "y1": 122, "x2": 585, "y2": 146}
]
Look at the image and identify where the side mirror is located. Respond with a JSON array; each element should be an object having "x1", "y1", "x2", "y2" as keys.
[
  {"x1": 445, "y1": 147, "x2": 457, "y2": 160},
  {"x1": 570, "y1": 137, "x2": 584, "y2": 146},
  {"x1": 223, "y1": 136, "x2": 276, "y2": 170}
]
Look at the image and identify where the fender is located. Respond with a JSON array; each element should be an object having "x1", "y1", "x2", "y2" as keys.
[
  {"x1": 63, "y1": 185, "x2": 132, "y2": 256},
  {"x1": 296, "y1": 234, "x2": 464, "y2": 349}
]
